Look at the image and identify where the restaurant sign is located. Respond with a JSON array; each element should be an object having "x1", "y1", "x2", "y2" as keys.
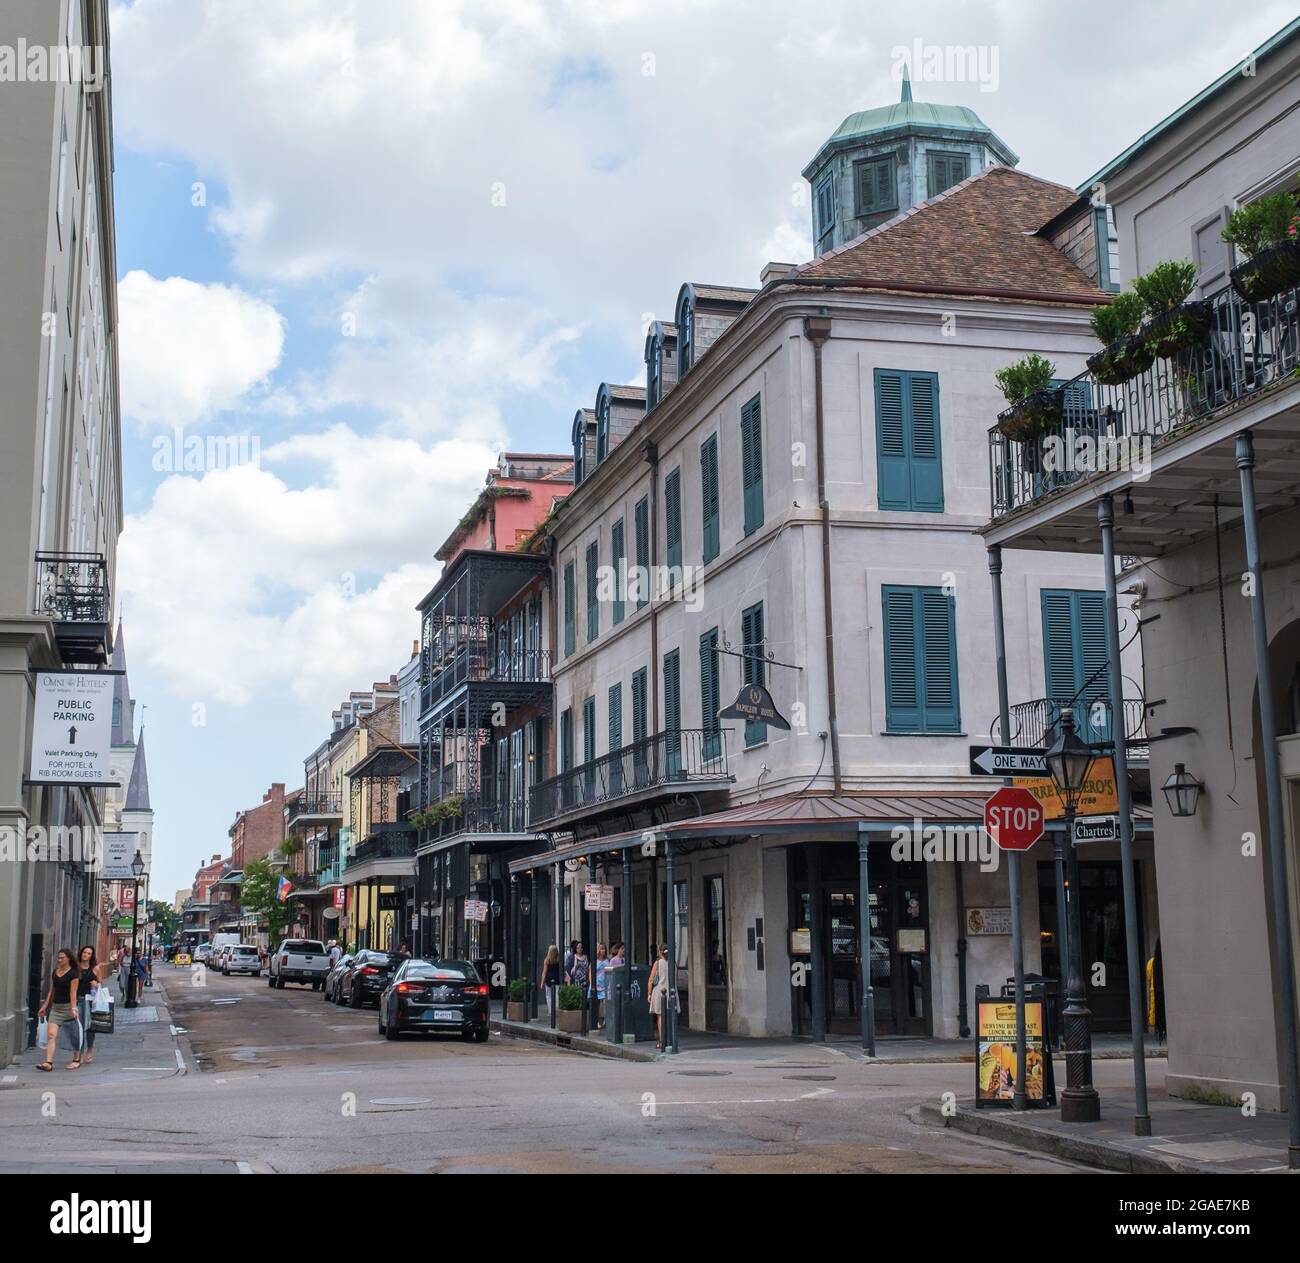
[{"x1": 718, "y1": 684, "x2": 790, "y2": 730}]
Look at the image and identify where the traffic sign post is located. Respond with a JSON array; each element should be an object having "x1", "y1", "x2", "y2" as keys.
[{"x1": 984, "y1": 787, "x2": 1046, "y2": 852}]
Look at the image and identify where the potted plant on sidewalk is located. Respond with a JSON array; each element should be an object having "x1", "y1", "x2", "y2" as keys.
[
  {"x1": 506, "y1": 977, "x2": 528, "y2": 1022},
  {"x1": 1087, "y1": 290, "x2": 1154, "y2": 385},
  {"x1": 995, "y1": 353, "x2": 1062, "y2": 444},
  {"x1": 1222, "y1": 189, "x2": 1300, "y2": 303},
  {"x1": 1134, "y1": 259, "x2": 1210, "y2": 357},
  {"x1": 557, "y1": 983, "x2": 584, "y2": 1033}
]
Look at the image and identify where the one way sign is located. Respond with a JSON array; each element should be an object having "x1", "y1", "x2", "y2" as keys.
[{"x1": 969, "y1": 745, "x2": 1048, "y2": 777}]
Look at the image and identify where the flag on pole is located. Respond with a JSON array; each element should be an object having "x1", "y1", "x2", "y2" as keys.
[{"x1": 277, "y1": 875, "x2": 293, "y2": 903}]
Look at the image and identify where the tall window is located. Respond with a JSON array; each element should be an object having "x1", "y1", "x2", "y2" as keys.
[
  {"x1": 678, "y1": 296, "x2": 694, "y2": 376},
  {"x1": 596, "y1": 392, "x2": 610, "y2": 462},
  {"x1": 663, "y1": 648, "x2": 681, "y2": 775},
  {"x1": 646, "y1": 331, "x2": 663, "y2": 410},
  {"x1": 740, "y1": 395, "x2": 763, "y2": 535},
  {"x1": 874, "y1": 369, "x2": 943, "y2": 513},
  {"x1": 700, "y1": 433, "x2": 720, "y2": 564},
  {"x1": 705, "y1": 875, "x2": 727, "y2": 987},
  {"x1": 926, "y1": 151, "x2": 969, "y2": 198},
  {"x1": 562, "y1": 561, "x2": 575, "y2": 656},
  {"x1": 631, "y1": 667, "x2": 648, "y2": 743},
  {"x1": 1041, "y1": 589, "x2": 1110, "y2": 742},
  {"x1": 741, "y1": 602, "x2": 767, "y2": 746},
  {"x1": 814, "y1": 172, "x2": 835, "y2": 251},
  {"x1": 664, "y1": 468, "x2": 683, "y2": 575},
  {"x1": 585, "y1": 540, "x2": 599, "y2": 643},
  {"x1": 699, "y1": 627, "x2": 721, "y2": 759},
  {"x1": 560, "y1": 708, "x2": 574, "y2": 770},
  {"x1": 882, "y1": 585, "x2": 960, "y2": 733},
  {"x1": 572, "y1": 415, "x2": 586, "y2": 485},
  {"x1": 854, "y1": 155, "x2": 896, "y2": 217},
  {"x1": 634, "y1": 496, "x2": 650, "y2": 610},
  {"x1": 611, "y1": 518, "x2": 626, "y2": 625},
  {"x1": 582, "y1": 696, "x2": 596, "y2": 763}
]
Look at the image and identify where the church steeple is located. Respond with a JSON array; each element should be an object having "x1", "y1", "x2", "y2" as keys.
[
  {"x1": 125, "y1": 727, "x2": 152, "y2": 812},
  {"x1": 900, "y1": 65, "x2": 913, "y2": 103},
  {"x1": 110, "y1": 620, "x2": 134, "y2": 747}
]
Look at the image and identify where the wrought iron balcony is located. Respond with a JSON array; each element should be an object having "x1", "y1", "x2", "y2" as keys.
[
  {"x1": 346, "y1": 822, "x2": 417, "y2": 868},
  {"x1": 418, "y1": 793, "x2": 532, "y2": 842},
  {"x1": 995, "y1": 697, "x2": 1148, "y2": 755},
  {"x1": 529, "y1": 728, "x2": 731, "y2": 828},
  {"x1": 421, "y1": 631, "x2": 552, "y2": 713},
  {"x1": 989, "y1": 281, "x2": 1300, "y2": 520},
  {"x1": 34, "y1": 551, "x2": 111, "y2": 664},
  {"x1": 286, "y1": 792, "x2": 343, "y2": 824}
]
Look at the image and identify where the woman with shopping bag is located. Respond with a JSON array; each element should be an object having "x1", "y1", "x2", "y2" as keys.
[
  {"x1": 35, "y1": 948, "x2": 81, "y2": 1071},
  {"x1": 76, "y1": 946, "x2": 103, "y2": 1065}
]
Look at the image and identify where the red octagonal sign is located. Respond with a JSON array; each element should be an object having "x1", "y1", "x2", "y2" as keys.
[{"x1": 984, "y1": 787, "x2": 1045, "y2": 852}]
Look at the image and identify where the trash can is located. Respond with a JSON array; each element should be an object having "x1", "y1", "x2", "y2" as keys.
[{"x1": 606, "y1": 964, "x2": 656, "y2": 1042}]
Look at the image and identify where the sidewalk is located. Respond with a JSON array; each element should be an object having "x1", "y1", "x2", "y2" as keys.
[{"x1": 919, "y1": 1089, "x2": 1296, "y2": 1174}]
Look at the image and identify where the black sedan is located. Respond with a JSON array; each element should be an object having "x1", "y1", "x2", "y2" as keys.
[
  {"x1": 378, "y1": 959, "x2": 490, "y2": 1042},
  {"x1": 322, "y1": 954, "x2": 354, "y2": 1003},
  {"x1": 338, "y1": 950, "x2": 402, "y2": 1008}
]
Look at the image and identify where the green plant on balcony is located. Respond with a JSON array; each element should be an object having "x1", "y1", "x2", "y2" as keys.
[
  {"x1": 1133, "y1": 260, "x2": 1210, "y2": 357},
  {"x1": 1087, "y1": 291, "x2": 1154, "y2": 385},
  {"x1": 279, "y1": 837, "x2": 302, "y2": 857},
  {"x1": 994, "y1": 354, "x2": 1061, "y2": 442},
  {"x1": 1222, "y1": 189, "x2": 1300, "y2": 303}
]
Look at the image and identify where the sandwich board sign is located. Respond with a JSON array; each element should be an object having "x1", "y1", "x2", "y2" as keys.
[{"x1": 29, "y1": 671, "x2": 115, "y2": 785}]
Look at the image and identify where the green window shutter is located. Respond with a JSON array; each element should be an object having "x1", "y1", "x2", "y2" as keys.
[
  {"x1": 741, "y1": 601, "x2": 767, "y2": 746},
  {"x1": 611, "y1": 519, "x2": 625, "y2": 625},
  {"x1": 582, "y1": 696, "x2": 596, "y2": 763},
  {"x1": 875, "y1": 369, "x2": 943, "y2": 512},
  {"x1": 699, "y1": 628, "x2": 720, "y2": 758},
  {"x1": 1041, "y1": 591, "x2": 1079, "y2": 701},
  {"x1": 664, "y1": 648, "x2": 682, "y2": 775},
  {"x1": 608, "y1": 683, "x2": 622, "y2": 752},
  {"x1": 560, "y1": 708, "x2": 573, "y2": 771},
  {"x1": 665, "y1": 469, "x2": 683, "y2": 572},
  {"x1": 701, "y1": 434, "x2": 720, "y2": 563},
  {"x1": 631, "y1": 667, "x2": 648, "y2": 743},
  {"x1": 585, "y1": 540, "x2": 599, "y2": 642},
  {"x1": 1041, "y1": 589, "x2": 1111, "y2": 742},
  {"x1": 634, "y1": 496, "x2": 650, "y2": 610},
  {"x1": 883, "y1": 586, "x2": 959, "y2": 732},
  {"x1": 741, "y1": 395, "x2": 764, "y2": 535},
  {"x1": 562, "y1": 562, "x2": 575, "y2": 656}
]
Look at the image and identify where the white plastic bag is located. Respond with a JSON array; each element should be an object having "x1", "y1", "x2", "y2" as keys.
[
  {"x1": 35, "y1": 1017, "x2": 48, "y2": 1049},
  {"x1": 92, "y1": 986, "x2": 110, "y2": 1014}
]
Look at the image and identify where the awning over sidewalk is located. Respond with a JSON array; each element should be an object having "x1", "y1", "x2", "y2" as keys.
[
  {"x1": 508, "y1": 790, "x2": 991, "y2": 873},
  {"x1": 347, "y1": 743, "x2": 418, "y2": 780}
]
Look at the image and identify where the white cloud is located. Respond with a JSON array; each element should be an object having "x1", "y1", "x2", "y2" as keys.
[{"x1": 118, "y1": 271, "x2": 285, "y2": 427}]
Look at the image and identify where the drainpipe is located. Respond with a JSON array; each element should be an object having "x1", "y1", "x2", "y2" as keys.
[
  {"x1": 803, "y1": 315, "x2": 842, "y2": 792},
  {"x1": 1234, "y1": 435, "x2": 1300, "y2": 1167},
  {"x1": 643, "y1": 440, "x2": 660, "y2": 735}
]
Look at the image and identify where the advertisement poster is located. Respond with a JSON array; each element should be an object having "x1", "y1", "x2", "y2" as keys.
[
  {"x1": 976, "y1": 995, "x2": 1056, "y2": 1108},
  {"x1": 29, "y1": 671, "x2": 115, "y2": 784},
  {"x1": 1014, "y1": 757, "x2": 1119, "y2": 820}
]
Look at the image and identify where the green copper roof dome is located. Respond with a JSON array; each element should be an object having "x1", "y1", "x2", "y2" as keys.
[{"x1": 830, "y1": 100, "x2": 994, "y2": 142}]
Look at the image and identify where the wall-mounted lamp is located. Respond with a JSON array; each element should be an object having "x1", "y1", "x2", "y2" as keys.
[{"x1": 1161, "y1": 763, "x2": 1204, "y2": 817}]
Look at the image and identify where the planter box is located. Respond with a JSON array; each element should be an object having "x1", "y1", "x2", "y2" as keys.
[
  {"x1": 557, "y1": 1008, "x2": 584, "y2": 1033},
  {"x1": 997, "y1": 388, "x2": 1063, "y2": 443},
  {"x1": 1087, "y1": 334, "x2": 1153, "y2": 386},
  {"x1": 1142, "y1": 301, "x2": 1210, "y2": 359},
  {"x1": 1230, "y1": 240, "x2": 1300, "y2": 304},
  {"x1": 506, "y1": 1001, "x2": 528, "y2": 1022}
]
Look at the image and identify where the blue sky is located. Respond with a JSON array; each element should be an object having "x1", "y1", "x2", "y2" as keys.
[{"x1": 104, "y1": 0, "x2": 1298, "y2": 901}]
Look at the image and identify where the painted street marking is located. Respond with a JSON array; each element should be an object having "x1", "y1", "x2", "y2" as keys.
[
  {"x1": 653, "y1": 1085, "x2": 835, "y2": 1107},
  {"x1": 236, "y1": 1161, "x2": 254, "y2": 1174},
  {"x1": 175, "y1": 1049, "x2": 186, "y2": 1071}
]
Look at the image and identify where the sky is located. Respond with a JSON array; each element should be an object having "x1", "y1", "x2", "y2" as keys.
[{"x1": 105, "y1": 0, "x2": 1298, "y2": 903}]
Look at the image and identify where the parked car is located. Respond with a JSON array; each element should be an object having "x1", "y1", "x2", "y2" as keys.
[
  {"x1": 323, "y1": 954, "x2": 354, "y2": 1003},
  {"x1": 267, "y1": 939, "x2": 329, "y2": 990},
  {"x1": 213, "y1": 946, "x2": 233, "y2": 972},
  {"x1": 378, "y1": 958, "x2": 490, "y2": 1042},
  {"x1": 222, "y1": 944, "x2": 262, "y2": 977},
  {"x1": 338, "y1": 950, "x2": 402, "y2": 1009},
  {"x1": 194, "y1": 944, "x2": 212, "y2": 966}
]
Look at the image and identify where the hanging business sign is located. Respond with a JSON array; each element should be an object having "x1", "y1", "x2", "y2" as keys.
[
  {"x1": 333, "y1": 887, "x2": 347, "y2": 908},
  {"x1": 1013, "y1": 756, "x2": 1120, "y2": 821},
  {"x1": 100, "y1": 832, "x2": 138, "y2": 881},
  {"x1": 718, "y1": 684, "x2": 790, "y2": 730},
  {"x1": 28, "y1": 671, "x2": 115, "y2": 785},
  {"x1": 584, "y1": 883, "x2": 614, "y2": 912},
  {"x1": 119, "y1": 884, "x2": 137, "y2": 912}
]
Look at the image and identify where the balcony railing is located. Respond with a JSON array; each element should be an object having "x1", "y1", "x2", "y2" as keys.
[
  {"x1": 419, "y1": 793, "x2": 532, "y2": 842},
  {"x1": 989, "y1": 281, "x2": 1300, "y2": 519},
  {"x1": 422, "y1": 633, "x2": 551, "y2": 712},
  {"x1": 529, "y1": 729, "x2": 730, "y2": 827},
  {"x1": 345, "y1": 823, "x2": 417, "y2": 869},
  {"x1": 995, "y1": 697, "x2": 1148, "y2": 752},
  {"x1": 287, "y1": 792, "x2": 343, "y2": 823},
  {"x1": 34, "y1": 551, "x2": 111, "y2": 663}
]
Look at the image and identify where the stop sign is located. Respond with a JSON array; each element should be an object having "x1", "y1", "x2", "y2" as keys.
[{"x1": 984, "y1": 787, "x2": 1045, "y2": 852}]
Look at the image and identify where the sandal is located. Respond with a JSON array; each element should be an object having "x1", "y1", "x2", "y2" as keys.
[
  {"x1": 67, "y1": 1059, "x2": 81, "y2": 1070},
  {"x1": 36, "y1": 1062, "x2": 53, "y2": 1071}
]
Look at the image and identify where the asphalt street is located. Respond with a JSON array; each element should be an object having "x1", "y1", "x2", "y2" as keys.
[{"x1": 0, "y1": 969, "x2": 1115, "y2": 1174}]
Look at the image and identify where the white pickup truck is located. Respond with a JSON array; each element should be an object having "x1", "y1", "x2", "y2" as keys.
[{"x1": 268, "y1": 938, "x2": 329, "y2": 990}]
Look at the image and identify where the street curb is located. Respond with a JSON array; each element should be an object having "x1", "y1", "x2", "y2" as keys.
[
  {"x1": 149, "y1": 976, "x2": 196, "y2": 1075},
  {"x1": 916, "y1": 1102, "x2": 1228, "y2": 1174},
  {"x1": 490, "y1": 1018, "x2": 658, "y2": 1062}
]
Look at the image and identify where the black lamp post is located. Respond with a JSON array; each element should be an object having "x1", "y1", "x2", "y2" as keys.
[
  {"x1": 124, "y1": 849, "x2": 144, "y2": 1008},
  {"x1": 1044, "y1": 708, "x2": 1100, "y2": 1123}
]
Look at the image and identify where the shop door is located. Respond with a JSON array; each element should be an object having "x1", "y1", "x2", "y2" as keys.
[
  {"x1": 867, "y1": 873, "x2": 930, "y2": 1037},
  {"x1": 825, "y1": 889, "x2": 860, "y2": 1034},
  {"x1": 704, "y1": 874, "x2": 728, "y2": 1032}
]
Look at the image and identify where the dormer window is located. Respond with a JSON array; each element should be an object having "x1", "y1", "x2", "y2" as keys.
[
  {"x1": 675, "y1": 288, "x2": 695, "y2": 377},
  {"x1": 596, "y1": 389, "x2": 611, "y2": 462},
  {"x1": 571, "y1": 412, "x2": 587, "y2": 485},
  {"x1": 854, "y1": 155, "x2": 897, "y2": 217},
  {"x1": 926, "y1": 151, "x2": 969, "y2": 198},
  {"x1": 646, "y1": 331, "x2": 662, "y2": 411},
  {"x1": 814, "y1": 172, "x2": 836, "y2": 251}
]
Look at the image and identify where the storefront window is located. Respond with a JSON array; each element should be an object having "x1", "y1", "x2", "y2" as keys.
[{"x1": 705, "y1": 875, "x2": 726, "y2": 987}]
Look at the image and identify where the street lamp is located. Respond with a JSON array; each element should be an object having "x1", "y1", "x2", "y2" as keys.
[
  {"x1": 1161, "y1": 763, "x2": 1203, "y2": 817},
  {"x1": 125, "y1": 849, "x2": 144, "y2": 1008},
  {"x1": 1044, "y1": 708, "x2": 1101, "y2": 1123}
]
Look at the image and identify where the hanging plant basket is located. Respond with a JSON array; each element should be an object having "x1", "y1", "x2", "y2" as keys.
[
  {"x1": 996, "y1": 388, "x2": 1064, "y2": 443},
  {"x1": 1086, "y1": 334, "x2": 1155, "y2": 386},
  {"x1": 1229, "y1": 240, "x2": 1300, "y2": 304},
  {"x1": 1142, "y1": 300, "x2": 1211, "y2": 359}
]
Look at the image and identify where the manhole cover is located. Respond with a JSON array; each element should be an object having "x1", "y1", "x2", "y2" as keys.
[
  {"x1": 369, "y1": 1097, "x2": 433, "y2": 1106},
  {"x1": 783, "y1": 1074, "x2": 836, "y2": 1082},
  {"x1": 668, "y1": 1070, "x2": 731, "y2": 1077}
]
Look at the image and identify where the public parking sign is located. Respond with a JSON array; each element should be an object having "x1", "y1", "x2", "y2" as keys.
[{"x1": 984, "y1": 787, "x2": 1045, "y2": 852}]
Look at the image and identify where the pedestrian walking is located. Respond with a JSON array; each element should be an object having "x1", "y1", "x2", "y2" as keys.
[
  {"x1": 564, "y1": 939, "x2": 578, "y2": 980},
  {"x1": 592, "y1": 943, "x2": 609, "y2": 1029},
  {"x1": 36, "y1": 948, "x2": 81, "y2": 1071},
  {"x1": 538, "y1": 944, "x2": 561, "y2": 1021},
  {"x1": 76, "y1": 946, "x2": 101, "y2": 1065},
  {"x1": 648, "y1": 944, "x2": 677, "y2": 1046},
  {"x1": 567, "y1": 942, "x2": 589, "y2": 990},
  {"x1": 328, "y1": 940, "x2": 342, "y2": 968}
]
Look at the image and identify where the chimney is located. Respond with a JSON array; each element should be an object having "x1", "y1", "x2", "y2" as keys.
[{"x1": 760, "y1": 261, "x2": 796, "y2": 287}]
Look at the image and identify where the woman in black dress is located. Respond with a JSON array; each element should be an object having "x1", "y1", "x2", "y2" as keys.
[
  {"x1": 36, "y1": 948, "x2": 80, "y2": 1071},
  {"x1": 77, "y1": 945, "x2": 100, "y2": 1065}
]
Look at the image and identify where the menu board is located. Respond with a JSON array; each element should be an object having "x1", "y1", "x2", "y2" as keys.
[{"x1": 975, "y1": 992, "x2": 1056, "y2": 1109}]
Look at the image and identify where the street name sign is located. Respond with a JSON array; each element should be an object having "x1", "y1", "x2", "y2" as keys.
[
  {"x1": 969, "y1": 745, "x2": 1048, "y2": 777},
  {"x1": 1073, "y1": 815, "x2": 1120, "y2": 844},
  {"x1": 983, "y1": 787, "x2": 1046, "y2": 852},
  {"x1": 29, "y1": 671, "x2": 114, "y2": 784}
]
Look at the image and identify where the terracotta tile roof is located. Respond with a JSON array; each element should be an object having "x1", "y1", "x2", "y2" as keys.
[{"x1": 794, "y1": 166, "x2": 1106, "y2": 303}]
